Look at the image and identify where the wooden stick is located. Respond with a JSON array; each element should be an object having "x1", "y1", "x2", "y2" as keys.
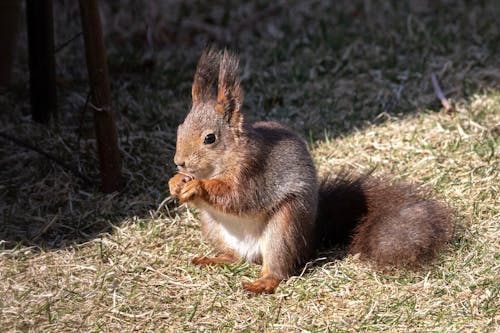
[
  {"x1": 26, "y1": 0, "x2": 57, "y2": 123},
  {"x1": 79, "y1": 0, "x2": 122, "y2": 193}
]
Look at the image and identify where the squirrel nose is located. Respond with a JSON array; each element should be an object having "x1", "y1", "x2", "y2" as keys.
[{"x1": 173, "y1": 155, "x2": 185, "y2": 169}]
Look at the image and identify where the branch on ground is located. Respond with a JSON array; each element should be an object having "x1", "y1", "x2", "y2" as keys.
[{"x1": 431, "y1": 73, "x2": 455, "y2": 114}]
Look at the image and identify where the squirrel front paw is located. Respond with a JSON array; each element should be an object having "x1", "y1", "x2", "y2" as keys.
[
  {"x1": 178, "y1": 179, "x2": 205, "y2": 203},
  {"x1": 168, "y1": 173, "x2": 192, "y2": 198}
]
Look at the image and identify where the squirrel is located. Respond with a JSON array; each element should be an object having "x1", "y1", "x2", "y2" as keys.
[{"x1": 168, "y1": 48, "x2": 452, "y2": 294}]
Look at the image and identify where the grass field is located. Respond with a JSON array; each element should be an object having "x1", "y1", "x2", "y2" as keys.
[{"x1": 1, "y1": 1, "x2": 499, "y2": 332}]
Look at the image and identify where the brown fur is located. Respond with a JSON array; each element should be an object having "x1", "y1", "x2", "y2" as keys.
[
  {"x1": 348, "y1": 178, "x2": 452, "y2": 266},
  {"x1": 242, "y1": 276, "x2": 281, "y2": 294},
  {"x1": 317, "y1": 173, "x2": 452, "y2": 267},
  {"x1": 168, "y1": 49, "x2": 453, "y2": 294},
  {"x1": 192, "y1": 253, "x2": 237, "y2": 266},
  {"x1": 191, "y1": 47, "x2": 221, "y2": 105}
]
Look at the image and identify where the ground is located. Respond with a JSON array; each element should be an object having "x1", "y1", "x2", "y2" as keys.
[{"x1": 0, "y1": 0, "x2": 498, "y2": 332}]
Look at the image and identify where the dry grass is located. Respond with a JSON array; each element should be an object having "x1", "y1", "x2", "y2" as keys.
[{"x1": 1, "y1": 0, "x2": 499, "y2": 332}]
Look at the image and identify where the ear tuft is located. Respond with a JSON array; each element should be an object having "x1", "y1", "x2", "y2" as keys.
[
  {"x1": 192, "y1": 47, "x2": 221, "y2": 105},
  {"x1": 216, "y1": 49, "x2": 244, "y2": 125}
]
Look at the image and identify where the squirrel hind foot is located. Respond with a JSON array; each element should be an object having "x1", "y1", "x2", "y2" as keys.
[
  {"x1": 192, "y1": 254, "x2": 237, "y2": 266},
  {"x1": 242, "y1": 276, "x2": 282, "y2": 294}
]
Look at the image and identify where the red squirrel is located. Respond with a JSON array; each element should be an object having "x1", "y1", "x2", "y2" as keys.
[{"x1": 168, "y1": 48, "x2": 452, "y2": 294}]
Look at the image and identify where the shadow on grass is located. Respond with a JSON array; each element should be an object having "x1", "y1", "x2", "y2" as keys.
[{"x1": 0, "y1": 0, "x2": 498, "y2": 249}]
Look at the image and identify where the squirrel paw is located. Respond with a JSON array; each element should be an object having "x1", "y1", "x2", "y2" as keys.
[
  {"x1": 178, "y1": 179, "x2": 205, "y2": 202},
  {"x1": 168, "y1": 173, "x2": 192, "y2": 197},
  {"x1": 242, "y1": 276, "x2": 282, "y2": 294},
  {"x1": 192, "y1": 254, "x2": 236, "y2": 266}
]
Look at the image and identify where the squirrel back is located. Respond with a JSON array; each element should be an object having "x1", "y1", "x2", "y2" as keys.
[{"x1": 168, "y1": 48, "x2": 452, "y2": 294}]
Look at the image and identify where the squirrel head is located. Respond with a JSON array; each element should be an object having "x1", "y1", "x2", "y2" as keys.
[{"x1": 173, "y1": 48, "x2": 245, "y2": 179}]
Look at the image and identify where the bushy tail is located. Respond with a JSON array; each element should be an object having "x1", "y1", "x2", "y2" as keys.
[{"x1": 316, "y1": 171, "x2": 452, "y2": 266}]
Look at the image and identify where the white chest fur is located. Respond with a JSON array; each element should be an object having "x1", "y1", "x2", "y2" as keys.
[{"x1": 200, "y1": 206, "x2": 266, "y2": 263}]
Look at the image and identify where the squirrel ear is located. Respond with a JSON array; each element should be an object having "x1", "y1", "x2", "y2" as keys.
[
  {"x1": 192, "y1": 47, "x2": 221, "y2": 105},
  {"x1": 215, "y1": 49, "x2": 244, "y2": 126}
]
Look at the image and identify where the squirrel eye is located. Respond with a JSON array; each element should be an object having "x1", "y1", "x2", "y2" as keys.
[{"x1": 203, "y1": 133, "x2": 216, "y2": 145}]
